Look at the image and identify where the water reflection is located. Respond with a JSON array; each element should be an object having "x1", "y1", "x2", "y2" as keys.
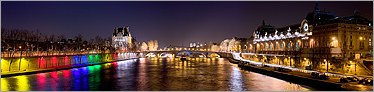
[
  {"x1": 16, "y1": 75, "x2": 29, "y2": 91},
  {"x1": 1, "y1": 78, "x2": 9, "y2": 91},
  {"x1": 230, "y1": 67, "x2": 243, "y2": 91},
  {"x1": 1, "y1": 58, "x2": 314, "y2": 91}
]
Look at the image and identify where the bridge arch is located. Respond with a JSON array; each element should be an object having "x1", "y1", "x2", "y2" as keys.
[
  {"x1": 176, "y1": 51, "x2": 192, "y2": 57},
  {"x1": 145, "y1": 53, "x2": 157, "y2": 58},
  {"x1": 159, "y1": 52, "x2": 174, "y2": 58},
  {"x1": 207, "y1": 53, "x2": 220, "y2": 58}
]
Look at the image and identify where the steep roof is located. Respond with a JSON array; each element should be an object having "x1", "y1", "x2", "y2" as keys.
[
  {"x1": 328, "y1": 14, "x2": 373, "y2": 25},
  {"x1": 113, "y1": 26, "x2": 131, "y2": 37}
]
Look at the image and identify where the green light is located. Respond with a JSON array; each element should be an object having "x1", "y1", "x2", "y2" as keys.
[
  {"x1": 95, "y1": 54, "x2": 100, "y2": 62},
  {"x1": 89, "y1": 55, "x2": 94, "y2": 62},
  {"x1": 88, "y1": 65, "x2": 95, "y2": 74}
]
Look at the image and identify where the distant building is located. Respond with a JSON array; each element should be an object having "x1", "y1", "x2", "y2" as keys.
[
  {"x1": 247, "y1": 4, "x2": 373, "y2": 72},
  {"x1": 233, "y1": 37, "x2": 248, "y2": 52},
  {"x1": 112, "y1": 26, "x2": 133, "y2": 52}
]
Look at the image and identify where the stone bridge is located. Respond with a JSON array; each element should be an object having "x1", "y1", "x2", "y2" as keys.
[{"x1": 137, "y1": 50, "x2": 232, "y2": 58}]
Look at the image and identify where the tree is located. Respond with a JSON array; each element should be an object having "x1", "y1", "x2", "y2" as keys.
[
  {"x1": 153, "y1": 40, "x2": 158, "y2": 51},
  {"x1": 141, "y1": 42, "x2": 148, "y2": 51},
  {"x1": 74, "y1": 34, "x2": 83, "y2": 51},
  {"x1": 147, "y1": 40, "x2": 154, "y2": 51},
  {"x1": 57, "y1": 35, "x2": 66, "y2": 42}
]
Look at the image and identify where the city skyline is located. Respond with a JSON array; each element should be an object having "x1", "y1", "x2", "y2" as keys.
[
  {"x1": 2, "y1": 1, "x2": 373, "y2": 47},
  {"x1": 1, "y1": 1, "x2": 373, "y2": 91}
]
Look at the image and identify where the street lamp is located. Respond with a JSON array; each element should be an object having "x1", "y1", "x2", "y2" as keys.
[
  {"x1": 359, "y1": 36, "x2": 364, "y2": 49},
  {"x1": 19, "y1": 46, "x2": 22, "y2": 71},
  {"x1": 324, "y1": 59, "x2": 329, "y2": 72}
]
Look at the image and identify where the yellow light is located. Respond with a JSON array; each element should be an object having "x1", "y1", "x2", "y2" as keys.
[
  {"x1": 1, "y1": 59, "x2": 9, "y2": 72},
  {"x1": 16, "y1": 76, "x2": 29, "y2": 91},
  {"x1": 1, "y1": 78, "x2": 9, "y2": 91},
  {"x1": 359, "y1": 37, "x2": 363, "y2": 40},
  {"x1": 331, "y1": 37, "x2": 336, "y2": 41}
]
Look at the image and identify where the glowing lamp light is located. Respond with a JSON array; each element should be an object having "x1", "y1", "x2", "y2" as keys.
[{"x1": 332, "y1": 37, "x2": 336, "y2": 41}]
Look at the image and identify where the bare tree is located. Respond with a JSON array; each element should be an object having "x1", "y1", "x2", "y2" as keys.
[
  {"x1": 57, "y1": 34, "x2": 66, "y2": 42},
  {"x1": 141, "y1": 42, "x2": 148, "y2": 51},
  {"x1": 153, "y1": 40, "x2": 158, "y2": 50}
]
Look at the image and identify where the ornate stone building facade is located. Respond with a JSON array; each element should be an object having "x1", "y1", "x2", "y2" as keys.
[
  {"x1": 112, "y1": 26, "x2": 133, "y2": 52},
  {"x1": 245, "y1": 5, "x2": 373, "y2": 75}
]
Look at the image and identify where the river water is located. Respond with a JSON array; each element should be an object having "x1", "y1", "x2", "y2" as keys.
[{"x1": 1, "y1": 57, "x2": 315, "y2": 91}]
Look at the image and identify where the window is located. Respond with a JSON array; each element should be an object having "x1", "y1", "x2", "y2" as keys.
[
  {"x1": 369, "y1": 38, "x2": 372, "y2": 46},
  {"x1": 369, "y1": 42, "x2": 372, "y2": 46}
]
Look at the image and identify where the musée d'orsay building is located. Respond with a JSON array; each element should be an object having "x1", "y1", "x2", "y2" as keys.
[{"x1": 245, "y1": 4, "x2": 373, "y2": 75}]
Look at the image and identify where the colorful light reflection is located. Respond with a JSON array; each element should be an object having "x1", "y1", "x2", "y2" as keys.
[{"x1": 16, "y1": 75, "x2": 30, "y2": 91}]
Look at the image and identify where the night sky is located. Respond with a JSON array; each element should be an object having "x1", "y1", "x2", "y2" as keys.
[{"x1": 2, "y1": 1, "x2": 373, "y2": 47}]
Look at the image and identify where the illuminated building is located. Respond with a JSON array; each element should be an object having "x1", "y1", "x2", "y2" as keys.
[
  {"x1": 247, "y1": 4, "x2": 373, "y2": 72},
  {"x1": 112, "y1": 26, "x2": 133, "y2": 52}
]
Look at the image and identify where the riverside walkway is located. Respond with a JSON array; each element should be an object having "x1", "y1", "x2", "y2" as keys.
[{"x1": 231, "y1": 52, "x2": 373, "y2": 91}]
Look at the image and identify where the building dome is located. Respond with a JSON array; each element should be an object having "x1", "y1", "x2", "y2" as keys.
[{"x1": 255, "y1": 20, "x2": 277, "y2": 36}]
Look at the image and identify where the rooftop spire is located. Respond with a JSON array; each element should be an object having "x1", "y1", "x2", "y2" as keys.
[
  {"x1": 126, "y1": 26, "x2": 131, "y2": 37},
  {"x1": 262, "y1": 20, "x2": 265, "y2": 25}
]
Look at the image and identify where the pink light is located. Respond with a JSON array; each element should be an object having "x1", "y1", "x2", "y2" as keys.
[
  {"x1": 51, "y1": 57, "x2": 57, "y2": 67},
  {"x1": 36, "y1": 73, "x2": 46, "y2": 89},
  {"x1": 62, "y1": 70, "x2": 71, "y2": 78},
  {"x1": 50, "y1": 71, "x2": 58, "y2": 79},
  {"x1": 40, "y1": 57, "x2": 46, "y2": 69},
  {"x1": 64, "y1": 56, "x2": 69, "y2": 66}
]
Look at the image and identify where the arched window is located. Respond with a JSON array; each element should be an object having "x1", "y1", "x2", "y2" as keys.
[
  {"x1": 280, "y1": 42, "x2": 285, "y2": 50},
  {"x1": 295, "y1": 42, "x2": 299, "y2": 50},
  {"x1": 287, "y1": 42, "x2": 292, "y2": 50},
  {"x1": 269, "y1": 43, "x2": 273, "y2": 50},
  {"x1": 275, "y1": 42, "x2": 278, "y2": 50}
]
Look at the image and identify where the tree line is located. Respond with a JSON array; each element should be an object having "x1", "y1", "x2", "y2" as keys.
[{"x1": 1, "y1": 28, "x2": 114, "y2": 52}]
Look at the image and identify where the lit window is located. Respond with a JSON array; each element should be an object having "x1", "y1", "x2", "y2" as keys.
[
  {"x1": 369, "y1": 38, "x2": 372, "y2": 46},
  {"x1": 369, "y1": 42, "x2": 372, "y2": 46}
]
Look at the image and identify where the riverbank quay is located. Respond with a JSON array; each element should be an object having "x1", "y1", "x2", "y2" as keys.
[
  {"x1": 230, "y1": 53, "x2": 372, "y2": 91},
  {"x1": 1, "y1": 58, "x2": 139, "y2": 78}
]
